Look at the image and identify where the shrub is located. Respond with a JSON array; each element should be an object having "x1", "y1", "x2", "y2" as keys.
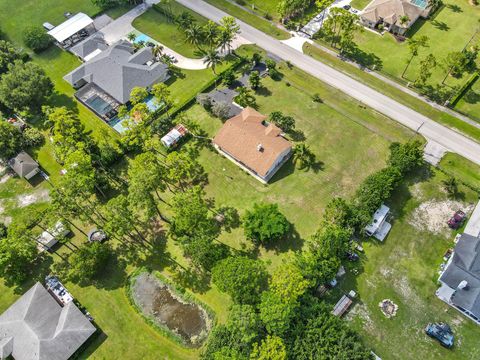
[
  {"x1": 243, "y1": 203, "x2": 290, "y2": 245},
  {"x1": 196, "y1": 93, "x2": 212, "y2": 110},
  {"x1": 22, "y1": 127, "x2": 44, "y2": 147},
  {"x1": 22, "y1": 26, "x2": 52, "y2": 52},
  {"x1": 212, "y1": 101, "x2": 231, "y2": 120},
  {"x1": 312, "y1": 93, "x2": 322, "y2": 103}
]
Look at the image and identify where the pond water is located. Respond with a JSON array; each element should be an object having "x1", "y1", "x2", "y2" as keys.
[{"x1": 131, "y1": 273, "x2": 211, "y2": 346}]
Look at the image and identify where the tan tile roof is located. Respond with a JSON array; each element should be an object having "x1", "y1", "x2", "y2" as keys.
[
  {"x1": 361, "y1": 0, "x2": 426, "y2": 28},
  {"x1": 213, "y1": 107, "x2": 292, "y2": 177}
]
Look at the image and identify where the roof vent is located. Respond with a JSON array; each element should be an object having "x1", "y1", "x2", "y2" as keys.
[
  {"x1": 458, "y1": 280, "x2": 469, "y2": 290},
  {"x1": 257, "y1": 144, "x2": 264, "y2": 152}
]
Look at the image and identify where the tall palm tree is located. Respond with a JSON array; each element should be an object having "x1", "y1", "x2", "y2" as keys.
[
  {"x1": 402, "y1": 35, "x2": 429, "y2": 78},
  {"x1": 399, "y1": 15, "x2": 410, "y2": 27},
  {"x1": 199, "y1": 48, "x2": 223, "y2": 74},
  {"x1": 292, "y1": 143, "x2": 316, "y2": 170},
  {"x1": 127, "y1": 32, "x2": 136, "y2": 43},
  {"x1": 217, "y1": 29, "x2": 234, "y2": 55},
  {"x1": 152, "y1": 45, "x2": 164, "y2": 60},
  {"x1": 203, "y1": 21, "x2": 220, "y2": 47},
  {"x1": 184, "y1": 24, "x2": 204, "y2": 49}
]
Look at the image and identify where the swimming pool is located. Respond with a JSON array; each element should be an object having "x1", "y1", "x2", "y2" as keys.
[
  {"x1": 134, "y1": 33, "x2": 154, "y2": 44},
  {"x1": 109, "y1": 116, "x2": 130, "y2": 134},
  {"x1": 144, "y1": 95, "x2": 163, "y2": 112},
  {"x1": 410, "y1": 0, "x2": 427, "y2": 8},
  {"x1": 85, "y1": 95, "x2": 113, "y2": 116}
]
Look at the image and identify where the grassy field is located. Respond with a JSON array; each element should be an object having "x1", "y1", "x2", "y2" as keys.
[
  {"x1": 345, "y1": 0, "x2": 480, "y2": 91},
  {"x1": 303, "y1": 43, "x2": 480, "y2": 142},
  {"x1": 204, "y1": 0, "x2": 290, "y2": 40},
  {"x1": 351, "y1": 0, "x2": 373, "y2": 9},
  {"x1": 454, "y1": 76, "x2": 480, "y2": 122},
  {"x1": 326, "y1": 166, "x2": 480, "y2": 360},
  {"x1": 439, "y1": 152, "x2": 480, "y2": 190},
  {"x1": 133, "y1": 2, "x2": 209, "y2": 59}
]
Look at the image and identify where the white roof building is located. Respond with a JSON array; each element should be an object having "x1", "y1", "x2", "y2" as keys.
[
  {"x1": 48, "y1": 13, "x2": 94, "y2": 43},
  {"x1": 161, "y1": 124, "x2": 188, "y2": 148},
  {"x1": 365, "y1": 204, "x2": 392, "y2": 241}
]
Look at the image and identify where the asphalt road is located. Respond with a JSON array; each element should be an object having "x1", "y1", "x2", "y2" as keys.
[{"x1": 177, "y1": 0, "x2": 480, "y2": 166}]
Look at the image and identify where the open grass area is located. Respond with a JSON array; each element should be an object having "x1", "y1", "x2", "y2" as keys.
[
  {"x1": 351, "y1": 0, "x2": 373, "y2": 10},
  {"x1": 204, "y1": 0, "x2": 290, "y2": 40},
  {"x1": 303, "y1": 43, "x2": 480, "y2": 142},
  {"x1": 350, "y1": 0, "x2": 480, "y2": 87},
  {"x1": 439, "y1": 152, "x2": 480, "y2": 191},
  {"x1": 133, "y1": 2, "x2": 209, "y2": 59},
  {"x1": 326, "y1": 166, "x2": 480, "y2": 360}
]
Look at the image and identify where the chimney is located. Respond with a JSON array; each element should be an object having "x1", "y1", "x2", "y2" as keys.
[
  {"x1": 257, "y1": 144, "x2": 264, "y2": 152},
  {"x1": 458, "y1": 280, "x2": 469, "y2": 290}
]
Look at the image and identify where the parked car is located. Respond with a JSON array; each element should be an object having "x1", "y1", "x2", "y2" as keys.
[
  {"x1": 447, "y1": 210, "x2": 466, "y2": 229},
  {"x1": 343, "y1": 4, "x2": 351, "y2": 9},
  {"x1": 346, "y1": 251, "x2": 359, "y2": 261},
  {"x1": 425, "y1": 323, "x2": 454, "y2": 348}
]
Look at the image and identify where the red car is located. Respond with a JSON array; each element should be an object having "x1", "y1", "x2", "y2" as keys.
[{"x1": 448, "y1": 210, "x2": 466, "y2": 229}]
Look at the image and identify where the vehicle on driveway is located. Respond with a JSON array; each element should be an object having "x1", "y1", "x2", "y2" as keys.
[
  {"x1": 425, "y1": 323, "x2": 454, "y2": 348},
  {"x1": 343, "y1": 4, "x2": 351, "y2": 9},
  {"x1": 448, "y1": 210, "x2": 466, "y2": 229}
]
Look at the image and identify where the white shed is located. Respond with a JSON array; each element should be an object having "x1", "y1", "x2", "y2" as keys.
[{"x1": 48, "y1": 13, "x2": 94, "y2": 43}]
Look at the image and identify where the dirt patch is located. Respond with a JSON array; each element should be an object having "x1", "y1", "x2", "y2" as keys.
[
  {"x1": 345, "y1": 303, "x2": 374, "y2": 330},
  {"x1": 379, "y1": 299, "x2": 398, "y2": 318},
  {"x1": 131, "y1": 273, "x2": 211, "y2": 346},
  {"x1": 409, "y1": 200, "x2": 474, "y2": 235},
  {"x1": 0, "y1": 173, "x2": 12, "y2": 184},
  {"x1": 16, "y1": 189, "x2": 50, "y2": 207}
]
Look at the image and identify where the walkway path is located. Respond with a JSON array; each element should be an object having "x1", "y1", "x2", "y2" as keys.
[{"x1": 177, "y1": 0, "x2": 480, "y2": 166}]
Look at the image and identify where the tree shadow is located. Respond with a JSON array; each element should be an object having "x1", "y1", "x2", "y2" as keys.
[
  {"x1": 90, "y1": 253, "x2": 128, "y2": 291},
  {"x1": 255, "y1": 86, "x2": 272, "y2": 97},
  {"x1": 289, "y1": 129, "x2": 306, "y2": 142},
  {"x1": 310, "y1": 160, "x2": 325, "y2": 173},
  {"x1": 446, "y1": 4, "x2": 462, "y2": 12},
  {"x1": 170, "y1": 265, "x2": 211, "y2": 294},
  {"x1": 262, "y1": 223, "x2": 304, "y2": 254},
  {"x1": 344, "y1": 45, "x2": 383, "y2": 70},
  {"x1": 462, "y1": 89, "x2": 480, "y2": 104},
  {"x1": 49, "y1": 91, "x2": 80, "y2": 114},
  {"x1": 431, "y1": 20, "x2": 450, "y2": 31}
]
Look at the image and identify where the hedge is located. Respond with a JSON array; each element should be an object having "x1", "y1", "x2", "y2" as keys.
[{"x1": 449, "y1": 72, "x2": 479, "y2": 107}]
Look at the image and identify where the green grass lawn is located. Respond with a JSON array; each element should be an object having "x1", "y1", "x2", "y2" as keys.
[
  {"x1": 454, "y1": 76, "x2": 480, "y2": 122},
  {"x1": 439, "y1": 152, "x2": 480, "y2": 190},
  {"x1": 204, "y1": 0, "x2": 290, "y2": 40},
  {"x1": 133, "y1": 2, "x2": 209, "y2": 59},
  {"x1": 303, "y1": 43, "x2": 480, "y2": 142},
  {"x1": 346, "y1": 0, "x2": 480, "y2": 89},
  {"x1": 326, "y1": 167, "x2": 480, "y2": 360},
  {"x1": 351, "y1": 0, "x2": 373, "y2": 10}
]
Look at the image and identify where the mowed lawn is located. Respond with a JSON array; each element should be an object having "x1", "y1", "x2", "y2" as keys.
[
  {"x1": 327, "y1": 166, "x2": 480, "y2": 360},
  {"x1": 133, "y1": 2, "x2": 208, "y2": 59},
  {"x1": 346, "y1": 0, "x2": 480, "y2": 88},
  {"x1": 454, "y1": 76, "x2": 480, "y2": 122}
]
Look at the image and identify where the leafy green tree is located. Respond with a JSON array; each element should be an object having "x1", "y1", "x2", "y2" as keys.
[
  {"x1": 212, "y1": 256, "x2": 267, "y2": 304},
  {"x1": 402, "y1": 36, "x2": 429, "y2": 78},
  {"x1": 270, "y1": 261, "x2": 310, "y2": 303},
  {"x1": 249, "y1": 70, "x2": 261, "y2": 90},
  {"x1": 315, "y1": 0, "x2": 335, "y2": 29},
  {"x1": 269, "y1": 111, "x2": 295, "y2": 133},
  {"x1": 203, "y1": 21, "x2": 220, "y2": 46},
  {"x1": 202, "y1": 325, "x2": 248, "y2": 360},
  {"x1": 66, "y1": 242, "x2": 111, "y2": 283},
  {"x1": 222, "y1": 68, "x2": 236, "y2": 86},
  {"x1": 444, "y1": 51, "x2": 471, "y2": 77},
  {"x1": 277, "y1": 0, "x2": 312, "y2": 21},
  {"x1": 259, "y1": 290, "x2": 294, "y2": 336},
  {"x1": 22, "y1": 127, "x2": 44, "y2": 147},
  {"x1": 235, "y1": 87, "x2": 257, "y2": 108},
  {"x1": 415, "y1": 53, "x2": 436, "y2": 86},
  {"x1": 129, "y1": 86, "x2": 148, "y2": 105},
  {"x1": 0, "y1": 223, "x2": 6, "y2": 239},
  {"x1": 0, "y1": 60, "x2": 53, "y2": 111},
  {"x1": 226, "y1": 304, "x2": 263, "y2": 346},
  {"x1": 310, "y1": 224, "x2": 352, "y2": 259},
  {"x1": 212, "y1": 101, "x2": 231, "y2": 120},
  {"x1": 0, "y1": 40, "x2": 25, "y2": 74},
  {"x1": 91, "y1": 0, "x2": 118, "y2": 10},
  {"x1": 218, "y1": 16, "x2": 240, "y2": 54},
  {"x1": 151, "y1": 82, "x2": 172, "y2": 109},
  {"x1": 0, "y1": 227, "x2": 37, "y2": 286},
  {"x1": 388, "y1": 140, "x2": 424, "y2": 175},
  {"x1": 165, "y1": 150, "x2": 206, "y2": 191},
  {"x1": 183, "y1": 234, "x2": 229, "y2": 271},
  {"x1": 322, "y1": 197, "x2": 352, "y2": 228},
  {"x1": 297, "y1": 250, "x2": 340, "y2": 287},
  {"x1": 22, "y1": 26, "x2": 52, "y2": 52},
  {"x1": 243, "y1": 203, "x2": 290, "y2": 245},
  {"x1": 0, "y1": 121, "x2": 23, "y2": 161},
  {"x1": 250, "y1": 335, "x2": 287, "y2": 360}
]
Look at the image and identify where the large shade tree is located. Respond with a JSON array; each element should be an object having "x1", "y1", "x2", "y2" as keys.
[{"x1": 243, "y1": 203, "x2": 290, "y2": 245}]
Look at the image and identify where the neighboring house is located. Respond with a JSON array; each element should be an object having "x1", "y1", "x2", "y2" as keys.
[
  {"x1": 359, "y1": 0, "x2": 431, "y2": 35},
  {"x1": 206, "y1": 88, "x2": 242, "y2": 118},
  {"x1": 8, "y1": 151, "x2": 40, "y2": 180},
  {"x1": 437, "y1": 233, "x2": 480, "y2": 325},
  {"x1": 0, "y1": 282, "x2": 95, "y2": 360},
  {"x1": 213, "y1": 107, "x2": 292, "y2": 183},
  {"x1": 64, "y1": 40, "x2": 170, "y2": 105}
]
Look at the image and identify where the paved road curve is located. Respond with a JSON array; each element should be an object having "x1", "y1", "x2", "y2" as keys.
[{"x1": 177, "y1": 0, "x2": 480, "y2": 166}]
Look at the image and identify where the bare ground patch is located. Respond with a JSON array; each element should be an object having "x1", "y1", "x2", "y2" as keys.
[
  {"x1": 409, "y1": 200, "x2": 474, "y2": 236},
  {"x1": 16, "y1": 189, "x2": 50, "y2": 207}
]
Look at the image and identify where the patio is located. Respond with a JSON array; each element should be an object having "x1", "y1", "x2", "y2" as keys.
[{"x1": 75, "y1": 83, "x2": 120, "y2": 121}]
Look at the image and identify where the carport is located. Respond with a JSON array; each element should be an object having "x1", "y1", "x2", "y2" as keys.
[{"x1": 48, "y1": 13, "x2": 95, "y2": 48}]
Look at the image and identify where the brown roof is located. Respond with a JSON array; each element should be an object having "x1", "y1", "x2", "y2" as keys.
[
  {"x1": 361, "y1": 0, "x2": 428, "y2": 28},
  {"x1": 213, "y1": 107, "x2": 292, "y2": 177}
]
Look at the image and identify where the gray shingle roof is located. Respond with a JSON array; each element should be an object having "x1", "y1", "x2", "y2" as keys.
[
  {"x1": 8, "y1": 151, "x2": 39, "y2": 178},
  {"x1": 70, "y1": 34, "x2": 108, "y2": 60},
  {"x1": 64, "y1": 40, "x2": 169, "y2": 104},
  {"x1": 440, "y1": 233, "x2": 480, "y2": 317},
  {"x1": 0, "y1": 282, "x2": 95, "y2": 360}
]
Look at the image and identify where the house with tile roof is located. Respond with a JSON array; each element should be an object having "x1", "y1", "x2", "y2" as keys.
[
  {"x1": 0, "y1": 282, "x2": 95, "y2": 360},
  {"x1": 213, "y1": 107, "x2": 292, "y2": 183},
  {"x1": 359, "y1": 0, "x2": 431, "y2": 35}
]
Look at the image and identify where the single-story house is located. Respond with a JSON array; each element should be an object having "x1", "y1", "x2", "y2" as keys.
[
  {"x1": 161, "y1": 124, "x2": 188, "y2": 148},
  {"x1": 48, "y1": 13, "x2": 95, "y2": 48},
  {"x1": 8, "y1": 151, "x2": 40, "y2": 180},
  {"x1": 64, "y1": 40, "x2": 170, "y2": 106},
  {"x1": 364, "y1": 204, "x2": 391, "y2": 241},
  {"x1": 0, "y1": 282, "x2": 95, "y2": 360},
  {"x1": 213, "y1": 107, "x2": 292, "y2": 183},
  {"x1": 437, "y1": 233, "x2": 480, "y2": 325},
  {"x1": 359, "y1": 0, "x2": 431, "y2": 35}
]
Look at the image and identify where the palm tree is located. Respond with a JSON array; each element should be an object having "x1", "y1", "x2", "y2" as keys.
[
  {"x1": 292, "y1": 143, "x2": 316, "y2": 170},
  {"x1": 402, "y1": 35, "x2": 429, "y2": 78},
  {"x1": 399, "y1": 15, "x2": 410, "y2": 27},
  {"x1": 127, "y1": 32, "x2": 136, "y2": 42},
  {"x1": 199, "y1": 48, "x2": 223, "y2": 74},
  {"x1": 184, "y1": 24, "x2": 204, "y2": 49},
  {"x1": 203, "y1": 21, "x2": 220, "y2": 47},
  {"x1": 217, "y1": 28, "x2": 234, "y2": 55},
  {"x1": 152, "y1": 45, "x2": 164, "y2": 61}
]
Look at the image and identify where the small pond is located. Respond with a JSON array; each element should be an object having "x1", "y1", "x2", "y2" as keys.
[{"x1": 131, "y1": 273, "x2": 211, "y2": 346}]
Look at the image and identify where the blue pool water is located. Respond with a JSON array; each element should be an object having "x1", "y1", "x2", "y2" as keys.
[
  {"x1": 85, "y1": 95, "x2": 112, "y2": 116},
  {"x1": 144, "y1": 95, "x2": 162, "y2": 112},
  {"x1": 108, "y1": 96, "x2": 163, "y2": 134},
  {"x1": 134, "y1": 33, "x2": 153, "y2": 44},
  {"x1": 410, "y1": 0, "x2": 427, "y2": 8}
]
